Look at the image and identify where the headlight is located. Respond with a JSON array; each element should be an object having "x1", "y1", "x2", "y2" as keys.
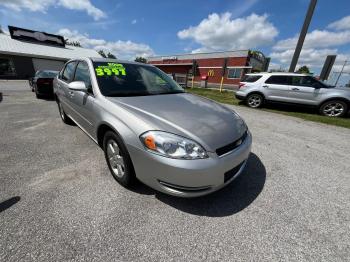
[{"x1": 140, "y1": 131, "x2": 208, "y2": 159}]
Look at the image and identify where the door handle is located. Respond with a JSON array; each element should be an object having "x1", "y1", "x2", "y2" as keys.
[
  {"x1": 69, "y1": 91, "x2": 74, "y2": 97},
  {"x1": 262, "y1": 85, "x2": 269, "y2": 88},
  {"x1": 291, "y1": 88, "x2": 300, "y2": 91}
]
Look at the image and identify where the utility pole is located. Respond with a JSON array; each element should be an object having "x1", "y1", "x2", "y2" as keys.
[
  {"x1": 289, "y1": 0, "x2": 318, "y2": 72},
  {"x1": 334, "y1": 60, "x2": 347, "y2": 86}
]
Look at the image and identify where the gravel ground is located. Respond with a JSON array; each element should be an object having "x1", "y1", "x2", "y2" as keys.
[{"x1": 1, "y1": 83, "x2": 349, "y2": 261}]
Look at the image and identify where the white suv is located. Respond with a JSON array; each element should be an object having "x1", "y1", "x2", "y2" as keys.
[{"x1": 235, "y1": 73, "x2": 350, "y2": 117}]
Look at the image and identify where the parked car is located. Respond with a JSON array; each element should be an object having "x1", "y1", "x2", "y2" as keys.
[
  {"x1": 53, "y1": 58, "x2": 252, "y2": 197},
  {"x1": 235, "y1": 73, "x2": 350, "y2": 117},
  {"x1": 32, "y1": 70, "x2": 58, "y2": 98}
]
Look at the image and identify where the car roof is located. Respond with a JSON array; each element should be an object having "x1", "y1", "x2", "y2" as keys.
[{"x1": 88, "y1": 57, "x2": 152, "y2": 66}]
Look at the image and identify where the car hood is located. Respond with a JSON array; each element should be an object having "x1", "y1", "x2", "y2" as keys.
[
  {"x1": 334, "y1": 86, "x2": 350, "y2": 92},
  {"x1": 106, "y1": 93, "x2": 247, "y2": 151}
]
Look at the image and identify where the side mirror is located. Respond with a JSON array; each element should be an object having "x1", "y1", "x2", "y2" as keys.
[{"x1": 68, "y1": 81, "x2": 87, "y2": 92}]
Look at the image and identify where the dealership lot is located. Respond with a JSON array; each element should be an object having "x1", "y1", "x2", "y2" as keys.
[{"x1": 1, "y1": 82, "x2": 350, "y2": 261}]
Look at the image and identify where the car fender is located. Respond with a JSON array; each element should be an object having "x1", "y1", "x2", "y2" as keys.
[
  {"x1": 318, "y1": 96, "x2": 350, "y2": 108},
  {"x1": 94, "y1": 99, "x2": 149, "y2": 151}
]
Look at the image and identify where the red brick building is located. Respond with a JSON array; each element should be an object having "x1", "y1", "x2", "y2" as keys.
[{"x1": 148, "y1": 50, "x2": 269, "y2": 89}]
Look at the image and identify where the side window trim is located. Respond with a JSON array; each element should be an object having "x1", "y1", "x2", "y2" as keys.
[
  {"x1": 60, "y1": 61, "x2": 77, "y2": 83},
  {"x1": 73, "y1": 61, "x2": 94, "y2": 96},
  {"x1": 59, "y1": 65, "x2": 66, "y2": 80}
]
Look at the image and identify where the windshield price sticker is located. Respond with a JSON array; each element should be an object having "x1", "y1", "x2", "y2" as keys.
[{"x1": 95, "y1": 63, "x2": 126, "y2": 77}]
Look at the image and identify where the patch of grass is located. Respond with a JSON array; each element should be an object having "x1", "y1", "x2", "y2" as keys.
[{"x1": 187, "y1": 87, "x2": 350, "y2": 129}]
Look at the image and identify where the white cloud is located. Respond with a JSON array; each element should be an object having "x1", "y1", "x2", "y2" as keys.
[
  {"x1": 131, "y1": 19, "x2": 137, "y2": 25},
  {"x1": 58, "y1": 0, "x2": 105, "y2": 20},
  {"x1": 273, "y1": 30, "x2": 350, "y2": 51},
  {"x1": 58, "y1": 28, "x2": 154, "y2": 60},
  {"x1": 177, "y1": 13, "x2": 278, "y2": 52},
  {"x1": 328, "y1": 15, "x2": 350, "y2": 31},
  {"x1": 270, "y1": 15, "x2": 350, "y2": 73},
  {"x1": 0, "y1": 0, "x2": 106, "y2": 20},
  {"x1": 270, "y1": 48, "x2": 338, "y2": 67}
]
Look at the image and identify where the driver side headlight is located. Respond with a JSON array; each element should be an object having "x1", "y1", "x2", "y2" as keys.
[{"x1": 140, "y1": 131, "x2": 208, "y2": 159}]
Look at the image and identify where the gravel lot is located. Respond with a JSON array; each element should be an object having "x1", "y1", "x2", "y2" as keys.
[{"x1": 1, "y1": 82, "x2": 349, "y2": 261}]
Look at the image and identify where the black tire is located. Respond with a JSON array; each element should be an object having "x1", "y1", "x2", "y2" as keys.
[
  {"x1": 246, "y1": 93, "x2": 264, "y2": 108},
  {"x1": 319, "y1": 100, "x2": 348, "y2": 117},
  {"x1": 57, "y1": 100, "x2": 75, "y2": 125},
  {"x1": 35, "y1": 92, "x2": 42, "y2": 99},
  {"x1": 103, "y1": 131, "x2": 136, "y2": 187}
]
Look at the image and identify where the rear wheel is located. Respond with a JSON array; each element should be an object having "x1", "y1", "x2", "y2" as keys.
[
  {"x1": 103, "y1": 131, "x2": 136, "y2": 187},
  {"x1": 320, "y1": 100, "x2": 348, "y2": 117},
  {"x1": 246, "y1": 93, "x2": 264, "y2": 108},
  {"x1": 57, "y1": 100, "x2": 74, "y2": 124}
]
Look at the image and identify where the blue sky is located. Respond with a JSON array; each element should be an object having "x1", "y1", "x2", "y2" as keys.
[{"x1": 0, "y1": 0, "x2": 350, "y2": 81}]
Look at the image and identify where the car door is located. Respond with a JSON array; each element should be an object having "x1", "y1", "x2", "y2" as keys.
[
  {"x1": 287, "y1": 76, "x2": 324, "y2": 106},
  {"x1": 69, "y1": 61, "x2": 97, "y2": 136},
  {"x1": 263, "y1": 75, "x2": 293, "y2": 102},
  {"x1": 56, "y1": 61, "x2": 78, "y2": 118}
]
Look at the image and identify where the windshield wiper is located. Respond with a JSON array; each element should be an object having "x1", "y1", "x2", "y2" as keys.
[
  {"x1": 106, "y1": 93, "x2": 150, "y2": 97},
  {"x1": 151, "y1": 91, "x2": 185, "y2": 95}
]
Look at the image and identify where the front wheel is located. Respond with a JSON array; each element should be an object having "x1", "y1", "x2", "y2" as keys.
[
  {"x1": 246, "y1": 93, "x2": 264, "y2": 108},
  {"x1": 319, "y1": 100, "x2": 348, "y2": 117},
  {"x1": 103, "y1": 131, "x2": 136, "y2": 187}
]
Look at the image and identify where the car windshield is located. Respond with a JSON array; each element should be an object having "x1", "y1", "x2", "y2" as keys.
[
  {"x1": 93, "y1": 62, "x2": 184, "y2": 97},
  {"x1": 38, "y1": 71, "x2": 58, "y2": 78}
]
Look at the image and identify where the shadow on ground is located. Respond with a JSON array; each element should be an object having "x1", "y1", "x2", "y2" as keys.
[
  {"x1": 131, "y1": 153, "x2": 266, "y2": 217},
  {"x1": 0, "y1": 196, "x2": 21, "y2": 213},
  {"x1": 238, "y1": 100, "x2": 318, "y2": 114}
]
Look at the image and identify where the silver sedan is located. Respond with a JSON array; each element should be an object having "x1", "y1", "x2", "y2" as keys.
[{"x1": 53, "y1": 58, "x2": 252, "y2": 197}]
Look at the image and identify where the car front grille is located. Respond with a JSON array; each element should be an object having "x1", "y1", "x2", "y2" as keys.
[{"x1": 216, "y1": 131, "x2": 248, "y2": 156}]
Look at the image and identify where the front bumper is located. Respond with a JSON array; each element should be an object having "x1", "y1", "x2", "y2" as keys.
[{"x1": 128, "y1": 131, "x2": 252, "y2": 197}]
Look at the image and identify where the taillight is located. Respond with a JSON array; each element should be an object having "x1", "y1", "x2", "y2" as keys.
[
  {"x1": 239, "y1": 83, "x2": 245, "y2": 89},
  {"x1": 37, "y1": 78, "x2": 52, "y2": 85}
]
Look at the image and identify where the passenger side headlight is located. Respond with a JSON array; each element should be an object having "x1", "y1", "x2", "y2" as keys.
[{"x1": 140, "y1": 131, "x2": 208, "y2": 159}]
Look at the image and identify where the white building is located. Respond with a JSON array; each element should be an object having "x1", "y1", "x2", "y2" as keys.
[{"x1": 0, "y1": 26, "x2": 100, "y2": 79}]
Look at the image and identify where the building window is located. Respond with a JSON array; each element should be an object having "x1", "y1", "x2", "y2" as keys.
[
  {"x1": 227, "y1": 68, "x2": 242, "y2": 79},
  {"x1": 0, "y1": 57, "x2": 16, "y2": 77}
]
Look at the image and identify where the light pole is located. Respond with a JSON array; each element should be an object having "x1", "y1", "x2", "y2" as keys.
[
  {"x1": 334, "y1": 60, "x2": 348, "y2": 86},
  {"x1": 289, "y1": 0, "x2": 318, "y2": 72}
]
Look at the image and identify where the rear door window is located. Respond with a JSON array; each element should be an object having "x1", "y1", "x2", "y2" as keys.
[
  {"x1": 265, "y1": 75, "x2": 289, "y2": 85},
  {"x1": 241, "y1": 75, "x2": 262, "y2": 82},
  {"x1": 61, "y1": 61, "x2": 77, "y2": 82}
]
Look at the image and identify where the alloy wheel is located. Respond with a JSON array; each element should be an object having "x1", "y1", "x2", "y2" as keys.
[
  {"x1": 58, "y1": 101, "x2": 65, "y2": 120},
  {"x1": 247, "y1": 94, "x2": 262, "y2": 108},
  {"x1": 106, "y1": 139, "x2": 125, "y2": 178},
  {"x1": 322, "y1": 102, "x2": 344, "y2": 117}
]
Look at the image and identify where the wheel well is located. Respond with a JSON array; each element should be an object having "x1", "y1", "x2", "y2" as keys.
[
  {"x1": 246, "y1": 91, "x2": 265, "y2": 100},
  {"x1": 319, "y1": 97, "x2": 350, "y2": 108},
  {"x1": 97, "y1": 124, "x2": 115, "y2": 148}
]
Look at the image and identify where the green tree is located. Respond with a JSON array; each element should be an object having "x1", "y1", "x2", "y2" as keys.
[
  {"x1": 135, "y1": 57, "x2": 147, "y2": 63},
  {"x1": 297, "y1": 65, "x2": 310, "y2": 74},
  {"x1": 107, "y1": 52, "x2": 116, "y2": 59},
  {"x1": 64, "y1": 39, "x2": 82, "y2": 47},
  {"x1": 98, "y1": 50, "x2": 107, "y2": 58}
]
